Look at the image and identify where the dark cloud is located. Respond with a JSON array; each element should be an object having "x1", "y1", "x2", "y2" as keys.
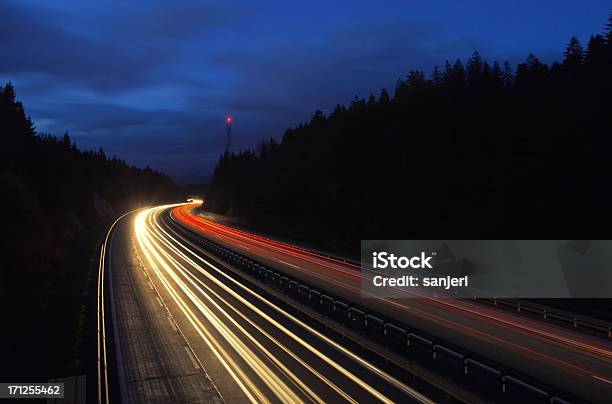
[
  {"x1": 0, "y1": 2, "x2": 154, "y2": 90},
  {"x1": 2, "y1": 0, "x2": 608, "y2": 179},
  {"x1": 106, "y1": 1, "x2": 237, "y2": 40},
  {"x1": 206, "y1": 18, "x2": 474, "y2": 123},
  {"x1": 0, "y1": 0, "x2": 235, "y2": 91}
]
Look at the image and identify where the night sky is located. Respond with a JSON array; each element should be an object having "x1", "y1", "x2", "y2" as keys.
[{"x1": 1, "y1": 0, "x2": 609, "y2": 182}]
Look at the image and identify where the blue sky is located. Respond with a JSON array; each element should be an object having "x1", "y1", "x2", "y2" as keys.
[{"x1": 1, "y1": 0, "x2": 609, "y2": 180}]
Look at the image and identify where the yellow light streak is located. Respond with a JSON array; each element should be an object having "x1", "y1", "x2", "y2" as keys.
[
  {"x1": 135, "y1": 208, "x2": 267, "y2": 404},
  {"x1": 135, "y1": 205, "x2": 433, "y2": 404}
]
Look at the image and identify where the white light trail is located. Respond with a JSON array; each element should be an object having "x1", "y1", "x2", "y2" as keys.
[{"x1": 133, "y1": 204, "x2": 433, "y2": 404}]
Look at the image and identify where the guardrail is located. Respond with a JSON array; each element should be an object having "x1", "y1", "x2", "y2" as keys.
[
  {"x1": 165, "y1": 211, "x2": 583, "y2": 404},
  {"x1": 196, "y1": 209, "x2": 612, "y2": 341},
  {"x1": 195, "y1": 209, "x2": 611, "y2": 340},
  {"x1": 477, "y1": 298, "x2": 612, "y2": 339}
]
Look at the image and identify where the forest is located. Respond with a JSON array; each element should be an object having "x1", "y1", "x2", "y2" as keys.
[
  {"x1": 0, "y1": 83, "x2": 179, "y2": 280},
  {"x1": 206, "y1": 17, "x2": 612, "y2": 256},
  {"x1": 0, "y1": 83, "x2": 180, "y2": 380}
]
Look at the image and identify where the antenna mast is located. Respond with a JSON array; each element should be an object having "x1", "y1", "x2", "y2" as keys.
[{"x1": 225, "y1": 116, "x2": 232, "y2": 152}]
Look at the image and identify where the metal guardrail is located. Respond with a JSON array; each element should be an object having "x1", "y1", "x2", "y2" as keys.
[
  {"x1": 477, "y1": 298, "x2": 612, "y2": 339},
  {"x1": 196, "y1": 209, "x2": 611, "y2": 340},
  {"x1": 165, "y1": 211, "x2": 583, "y2": 404}
]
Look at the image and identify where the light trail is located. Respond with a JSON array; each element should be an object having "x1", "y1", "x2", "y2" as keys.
[
  {"x1": 169, "y1": 203, "x2": 612, "y2": 400},
  {"x1": 135, "y1": 206, "x2": 268, "y2": 404},
  {"x1": 149, "y1": 210, "x2": 431, "y2": 403},
  {"x1": 146, "y1": 222, "x2": 328, "y2": 403},
  {"x1": 172, "y1": 204, "x2": 612, "y2": 359},
  {"x1": 133, "y1": 204, "x2": 434, "y2": 404}
]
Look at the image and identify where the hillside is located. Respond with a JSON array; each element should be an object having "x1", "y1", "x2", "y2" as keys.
[
  {"x1": 205, "y1": 20, "x2": 612, "y2": 255},
  {"x1": 0, "y1": 83, "x2": 181, "y2": 380},
  {"x1": 0, "y1": 83, "x2": 180, "y2": 280}
]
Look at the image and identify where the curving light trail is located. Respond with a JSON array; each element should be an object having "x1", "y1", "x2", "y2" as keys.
[
  {"x1": 134, "y1": 204, "x2": 434, "y2": 404},
  {"x1": 171, "y1": 203, "x2": 612, "y2": 396}
]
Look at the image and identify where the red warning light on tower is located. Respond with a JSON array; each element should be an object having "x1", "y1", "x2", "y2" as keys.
[{"x1": 225, "y1": 116, "x2": 232, "y2": 152}]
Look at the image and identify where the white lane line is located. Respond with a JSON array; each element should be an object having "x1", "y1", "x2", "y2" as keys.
[
  {"x1": 184, "y1": 346, "x2": 201, "y2": 369},
  {"x1": 277, "y1": 259, "x2": 300, "y2": 269},
  {"x1": 155, "y1": 221, "x2": 431, "y2": 404},
  {"x1": 148, "y1": 281, "x2": 154, "y2": 290},
  {"x1": 167, "y1": 316, "x2": 178, "y2": 332},
  {"x1": 132, "y1": 224, "x2": 224, "y2": 401},
  {"x1": 593, "y1": 375, "x2": 612, "y2": 385},
  {"x1": 236, "y1": 243, "x2": 251, "y2": 251},
  {"x1": 156, "y1": 296, "x2": 164, "y2": 307}
]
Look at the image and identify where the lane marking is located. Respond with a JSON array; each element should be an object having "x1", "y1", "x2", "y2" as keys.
[
  {"x1": 277, "y1": 259, "x2": 300, "y2": 269},
  {"x1": 178, "y1": 206, "x2": 612, "y2": 360},
  {"x1": 98, "y1": 210, "x2": 135, "y2": 404},
  {"x1": 131, "y1": 232, "x2": 225, "y2": 402},
  {"x1": 154, "y1": 244, "x2": 353, "y2": 403},
  {"x1": 139, "y1": 208, "x2": 298, "y2": 403},
  {"x1": 156, "y1": 297, "x2": 164, "y2": 307},
  {"x1": 167, "y1": 316, "x2": 179, "y2": 332},
  {"x1": 137, "y1": 225, "x2": 264, "y2": 403},
  {"x1": 185, "y1": 346, "x2": 201, "y2": 369},
  {"x1": 149, "y1": 209, "x2": 429, "y2": 403},
  {"x1": 592, "y1": 375, "x2": 612, "y2": 385},
  {"x1": 148, "y1": 281, "x2": 154, "y2": 290},
  {"x1": 150, "y1": 238, "x2": 329, "y2": 403}
]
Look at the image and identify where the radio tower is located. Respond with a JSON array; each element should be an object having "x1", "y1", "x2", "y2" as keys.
[{"x1": 225, "y1": 116, "x2": 232, "y2": 152}]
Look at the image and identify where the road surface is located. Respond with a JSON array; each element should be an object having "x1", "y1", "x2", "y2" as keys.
[
  {"x1": 171, "y1": 203, "x2": 612, "y2": 403},
  {"x1": 103, "y1": 205, "x2": 440, "y2": 403}
]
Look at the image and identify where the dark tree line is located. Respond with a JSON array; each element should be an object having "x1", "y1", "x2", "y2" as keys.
[
  {"x1": 206, "y1": 16, "x2": 612, "y2": 255},
  {"x1": 0, "y1": 83, "x2": 181, "y2": 383},
  {"x1": 0, "y1": 83, "x2": 180, "y2": 280}
]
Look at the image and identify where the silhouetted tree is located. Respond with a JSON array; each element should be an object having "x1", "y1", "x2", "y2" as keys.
[
  {"x1": 205, "y1": 16, "x2": 612, "y2": 254},
  {"x1": 604, "y1": 13, "x2": 612, "y2": 44},
  {"x1": 378, "y1": 88, "x2": 391, "y2": 105},
  {"x1": 563, "y1": 36, "x2": 585, "y2": 83},
  {"x1": 0, "y1": 83, "x2": 180, "y2": 277}
]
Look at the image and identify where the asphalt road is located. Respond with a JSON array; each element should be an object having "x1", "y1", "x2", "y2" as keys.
[
  {"x1": 105, "y1": 205, "x2": 437, "y2": 403},
  {"x1": 172, "y1": 203, "x2": 612, "y2": 403},
  {"x1": 106, "y1": 213, "x2": 221, "y2": 403}
]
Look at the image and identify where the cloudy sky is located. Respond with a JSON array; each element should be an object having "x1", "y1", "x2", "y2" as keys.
[{"x1": 1, "y1": 0, "x2": 609, "y2": 181}]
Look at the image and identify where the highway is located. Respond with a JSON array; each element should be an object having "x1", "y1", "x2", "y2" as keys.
[
  {"x1": 171, "y1": 202, "x2": 612, "y2": 403},
  {"x1": 102, "y1": 204, "x2": 441, "y2": 403}
]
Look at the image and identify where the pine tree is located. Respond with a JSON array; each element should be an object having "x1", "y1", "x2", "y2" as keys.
[
  {"x1": 605, "y1": 13, "x2": 612, "y2": 45},
  {"x1": 378, "y1": 88, "x2": 391, "y2": 105},
  {"x1": 62, "y1": 132, "x2": 71, "y2": 146},
  {"x1": 394, "y1": 78, "x2": 410, "y2": 101},
  {"x1": 466, "y1": 51, "x2": 483, "y2": 85},
  {"x1": 407, "y1": 70, "x2": 425, "y2": 92},
  {"x1": 443, "y1": 60, "x2": 453, "y2": 85},
  {"x1": 492, "y1": 61, "x2": 503, "y2": 85},
  {"x1": 431, "y1": 66, "x2": 442, "y2": 85},
  {"x1": 367, "y1": 93, "x2": 376, "y2": 107},
  {"x1": 503, "y1": 61, "x2": 513, "y2": 86},
  {"x1": 2, "y1": 82, "x2": 16, "y2": 104},
  {"x1": 585, "y1": 34, "x2": 606, "y2": 66},
  {"x1": 452, "y1": 59, "x2": 466, "y2": 86},
  {"x1": 563, "y1": 36, "x2": 584, "y2": 71}
]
